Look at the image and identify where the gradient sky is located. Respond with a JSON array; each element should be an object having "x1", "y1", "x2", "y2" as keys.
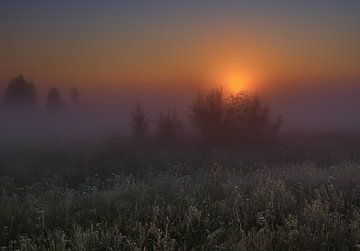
[{"x1": 1, "y1": 1, "x2": 360, "y2": 96}]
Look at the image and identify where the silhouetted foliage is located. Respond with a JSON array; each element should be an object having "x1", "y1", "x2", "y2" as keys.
[
  {"x1": 226, "y1": 92, "x2": 282, "y2": 145},
  {"x1": 4, "y1": 75, "x2": 36, "y2": 108},
  {"x1": 130, "y1": 103, "x2": 149, "y2": 142},
  {"x1": 190, "y1": 88, "x2": 226, "y2": 146},
  {"x1": 46, "y1": 88, "x2": 63, "y2": 112},
  {"x1": 157, "y1": 109, "x2": 183, "y2": 147},
  {"x1": 190, "y1": 87, "x2": 281, "y2": 147},
  {"x1": 70, "y1": 87, "x2": 80, "y2": 105}
]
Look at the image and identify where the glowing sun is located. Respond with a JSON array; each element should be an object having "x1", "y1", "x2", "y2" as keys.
[{"x1": 225, "y1": 72, "x2": 252, "y2": 94}]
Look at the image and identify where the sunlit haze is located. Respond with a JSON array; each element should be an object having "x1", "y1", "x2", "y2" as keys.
[
  {"x1": 1, "y1": 1, "x2": 360, "y2": 132},
  {"x1": 3, "y1": 3, "x2": 360, "y2": 248}
]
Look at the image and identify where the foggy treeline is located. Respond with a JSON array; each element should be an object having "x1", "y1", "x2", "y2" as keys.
[
  {"x1": 4, "y1": 78, "x2": 360, "y2": 251},
  {"x1": 1, "y1": 75, "x2": 281, "y2": 149},
  {"x1": 124, "y1": 87, "x2": 281, "y2": 150},
  {"x1": 3, "y1": 75, "x2": 79, "y2": 112}
]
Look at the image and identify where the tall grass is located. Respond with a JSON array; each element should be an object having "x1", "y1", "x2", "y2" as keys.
[{"x1": 2, "y1": 158, "x2": 360, "y2": 250}]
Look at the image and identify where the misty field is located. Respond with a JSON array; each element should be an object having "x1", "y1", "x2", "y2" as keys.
[
  {"x1": 2, "y1": 0, "x2": 360, "y2": 249},
  {"x1": 1, "y1": 143, "x2": 360, "y2": 250}
]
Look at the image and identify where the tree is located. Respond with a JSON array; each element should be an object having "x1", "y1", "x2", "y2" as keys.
[
  {"x1": 157, "y1": 109, "x2": 183, "y2": 147},
  {"x1": 130, "y1": 102, "x2": 149, "y2": 142},
  {"x1": 46, "y1": 88, "x2": 63, "y2": 112},
  {"x1": 189, "y1": 88, "x2": 227, "y2": 146},
  {"x1": 4, "y1": 75, "x2": 37, "y2": 108},
  {"x1": 226, "y1": 92, "x2": 282, "y2": 144},
  {"x1": 70, "y1": 88, "x2": 80, "y2": 105},
  {"x1": 190, "y1": 87, "x2": 281, "y2": 147}
]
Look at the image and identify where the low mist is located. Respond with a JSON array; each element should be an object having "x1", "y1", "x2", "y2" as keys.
[{"x1": 1, "y1": 76, "x2": 360, "y2": 147}]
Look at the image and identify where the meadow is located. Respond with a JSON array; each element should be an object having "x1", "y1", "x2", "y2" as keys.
[
  {"x1": 2, "y1": 138, "x2": 360, "y2": 250},
  {"x1": 2, "y1": 0, "x2": 359, "y2": 249}
]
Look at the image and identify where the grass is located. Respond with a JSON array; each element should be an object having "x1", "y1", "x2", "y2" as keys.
[{"x1": 2, "y1": 141, "x2": 360, "y2": 250}]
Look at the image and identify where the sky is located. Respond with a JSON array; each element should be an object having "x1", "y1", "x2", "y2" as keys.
[{"x1": 0, "y1": 1, "x2": 360, "y2": 131}]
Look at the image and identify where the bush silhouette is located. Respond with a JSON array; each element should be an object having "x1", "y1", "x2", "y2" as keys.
[{"x1": 4, "y1": 75, "x2": 37, "y2": 108}]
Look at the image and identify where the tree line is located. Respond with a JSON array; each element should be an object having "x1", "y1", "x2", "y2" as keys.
[
  {"x1": 3, "y1": 75, "x2": 79, "y2": 112},
  {"x1": 129, "y1": 87, "x2": 281, "y2": 149},
  {"x1": 3, "y1": 75, "x2": 281, "y2": 148}
]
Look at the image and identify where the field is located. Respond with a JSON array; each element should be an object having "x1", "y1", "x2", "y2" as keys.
[{"x1": 2, "y1": 139, "x2": 360, "y2": 250}]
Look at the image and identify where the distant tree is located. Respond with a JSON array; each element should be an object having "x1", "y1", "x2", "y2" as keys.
[
  {"x1": 190, "y1": 87, "x2": 281, "y2": 147},
  {"x1": 189, "y1": 87, "x2": 227, "y2": 146},
  {"x1": 70, "y1": 87, "x2": 80, "y2": 105},
  {"x1": 130, "y1": 102, "x2": 149, "y2": 142},
  {"x1": 4, "y1": 75, "x2": 37, "y2": 108},
  {"x1": 226, "y1": 92, "x2": 282, "y2": 144},
  {"x1": 157, "y1": 108, "x2": 183, "y2": 147},
  {"x1": 46, "y1": 88, "x2": 63, "y2": 112}
]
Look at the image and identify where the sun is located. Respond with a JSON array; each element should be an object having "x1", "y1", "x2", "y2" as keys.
[
  {"x1": 225, "y1": 72, "x2": 251, "y2": 94},
  {"x1": 211, "y1": 67, "x2": 258, "y2": 94}
]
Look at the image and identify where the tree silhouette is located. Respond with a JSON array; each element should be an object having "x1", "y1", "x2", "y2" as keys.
[
  {"x1": 190, "y1": 87, "x2": 281, "y2": 147},
  {"x1": 226, "y1": 92, "x2": 282, "y2": 144},
  {"x1": 130, "y1": 102, "x2": 149, "y2": 142},
  {"x1": 46, "y1": 88, "x2": 63, "y2": 112},
  {"x1": 70, "y1": 87, "x2": 80, "y2": 105},
  {"x1": 4, "y1": 75, "x2": 36, "y2": 108},
  {"x1": 157, "y1": 109, "x2": 182, "y2": 147},
  {"x1": 189, "y1": 88, "x2": 227, "y2": 146}
]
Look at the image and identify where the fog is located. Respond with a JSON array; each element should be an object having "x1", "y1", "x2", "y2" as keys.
[
  {"x1": 1, "y1": 78, "x2": 360, "y2": 147},
  {"x1": 266, "y1": 80, "x2": 360, "y2": 132}
]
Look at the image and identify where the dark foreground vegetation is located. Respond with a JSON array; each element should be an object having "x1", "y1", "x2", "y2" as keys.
[{"x1": 2, "y1": 139, "x2": 360, "y2": 250}]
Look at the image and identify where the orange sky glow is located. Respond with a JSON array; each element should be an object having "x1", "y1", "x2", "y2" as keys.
[{"x1": 1, "y1": 1, "x2": 359, "y2": 99}]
